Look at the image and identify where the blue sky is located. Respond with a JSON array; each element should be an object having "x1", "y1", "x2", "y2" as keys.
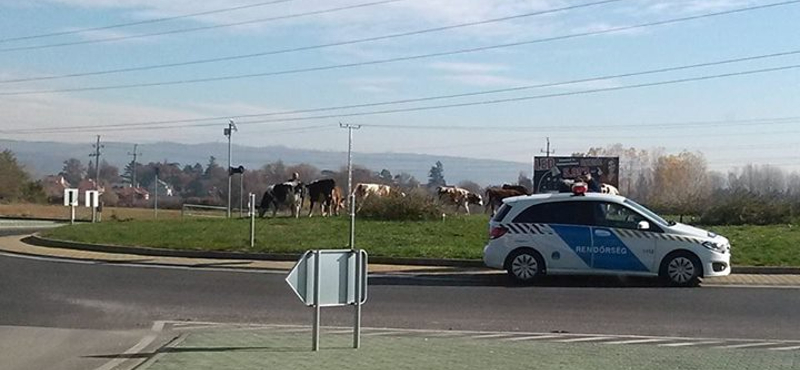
[{"x1": 0, "y1": 0, "x2": 799, "y2": 174}]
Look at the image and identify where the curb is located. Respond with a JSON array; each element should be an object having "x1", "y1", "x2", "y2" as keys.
[
  {"x1": 20, "y1": 234, "x2": 800, "y2": 274},
  {"x1": 0, "y1": 216, "x2": 85, "y2": 223},
  {"x1": 23, "y1": 234, "x2": 486, "y2": 268}
]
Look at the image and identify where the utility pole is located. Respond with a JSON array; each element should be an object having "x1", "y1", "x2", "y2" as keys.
[
  {"x1": 540, "y1": 137, "x2": 555, "y2": 157},
  {"x1": 127, "y1": 144, "x2": 142, "y2": 188},
  {"x1": 224, "y1": 119, "x2": 238, "y2": 218},
  {"x1": 339, "y1": 122, "x2": 362, "y2": 349},
  {"x1": 89, "y1": 135, "x2": 104, "y2": 189}
]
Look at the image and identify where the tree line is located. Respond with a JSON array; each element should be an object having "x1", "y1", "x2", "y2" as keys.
[{"x1": 2, "y1": 145, "x2": 800, "y2": 225}]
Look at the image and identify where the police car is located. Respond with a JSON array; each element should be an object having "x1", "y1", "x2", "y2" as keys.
[{"x1": 483, "y1": 185, "x2": 731, "y2": 286}]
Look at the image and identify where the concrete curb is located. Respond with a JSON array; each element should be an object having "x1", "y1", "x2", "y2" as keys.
[
  {"x1": 21, "y1": 234, "x2": 800, "y2": 274},
  {"x1": 23, "y1": 234, "x2": 486, "y2": 268}
]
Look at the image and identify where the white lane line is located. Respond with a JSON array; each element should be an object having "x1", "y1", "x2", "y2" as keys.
[
  {"x1": 717, "y1": 342, "x2": 780, "y2": 349},
  {"x1": 472, "y1": 333, "x2": 516, "y2": 339},
  {"x1": 659, "y1": 341, "x2": 722, "y2": 347},
  {"x1": 362, "y1": 331, "x2": 401, "y2": 337},
  {"x1": 93, "y1": 321, "x2": 164, "y2": 370},
  {"x1": 770, "y1": 345, "x2": 800, "y2": 351},
  {"x1": 604, "y1": 338, "x2": 670, "y2": 345},
  {"x1": 503, "y1": 335, "x2": 563, "y2": 342},
  {"x1": 556, "y1": 336, "x2": 614, "y2": 343}
]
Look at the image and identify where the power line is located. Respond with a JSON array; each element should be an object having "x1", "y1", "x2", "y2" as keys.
[
  {"x1": 0, "y1": 0, "x2": 292, "y2": 44},
  {"x1": 0, "y1": 0, "x2": 405, "y2": 53},
  {"x1": 2, "y1": 1, "x2": 797, "y2": 95},
  {"x1": 5, "y1": 62, "x2": 799, "y2": 135},
  {"x1": 0, "y1": 0, "x2": 622, "y2": 84},
  {"x1": 11, "y1": 48, "x2": 799, "y2": 133}
]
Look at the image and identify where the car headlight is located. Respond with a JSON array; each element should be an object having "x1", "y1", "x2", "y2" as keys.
[{"x1": 702, "y1": 241, "x2": 728, "y2": 253}]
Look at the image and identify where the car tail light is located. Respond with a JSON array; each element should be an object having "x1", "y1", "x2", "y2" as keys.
[{"x1": 490, "y1": 226, "x2": 508, "y2": 239}]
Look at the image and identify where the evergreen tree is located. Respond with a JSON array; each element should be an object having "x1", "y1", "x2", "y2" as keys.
[
  {"x1": 427, "y1": 161, "x2": 446, "y2": 189},
  {"x1": 60, "y1": 158, "x2": 85, "y2": 186}
]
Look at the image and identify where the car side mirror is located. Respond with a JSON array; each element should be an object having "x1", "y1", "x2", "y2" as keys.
[{"x1": 637, "y1": 220, "x2": 650, "y2": 230}]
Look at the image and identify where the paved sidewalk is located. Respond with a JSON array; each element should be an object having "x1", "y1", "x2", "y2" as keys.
[
  {"x1": 2, "y1": 234, "x2": 800, "y2": 286},
  {"x1": 139, "y1": 324, "x2": 800, "y2": 370}
]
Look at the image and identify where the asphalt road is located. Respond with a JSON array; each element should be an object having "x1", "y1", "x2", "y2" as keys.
[{"x1": 2, "y1": 252, "x2": 799, "y2": 341}]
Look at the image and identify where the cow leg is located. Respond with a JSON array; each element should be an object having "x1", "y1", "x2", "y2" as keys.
[
  {"x1": 464, "y1": 202, "x2": 471, "y2": 215},
  {"x1": 308, "y1": 199, "x2": 315, "y2": 217}
]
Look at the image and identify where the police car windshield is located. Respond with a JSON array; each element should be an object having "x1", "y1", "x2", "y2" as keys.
[{"x1": 623, "y1": 199, "x2": 672, "y2": 226}]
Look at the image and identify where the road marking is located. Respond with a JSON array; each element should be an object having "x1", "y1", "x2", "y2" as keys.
[
  {"x1": 770, "y1": 345, "x2": 800, "y2": 351},
  {"x1": 556, "y1": 336, "x2": 614, "y2": 343},
  {"x1": 472, "y1": 333, "x2": 516, "y2": 339},
  {"x1": 503, "y1": 335, "x2": 563, "y2": 342},
  {"x1": 658, "y1": 341, "x2": 722, "y2": 347},
  {"x1": 717, "y1": 342, "x2": 780, "y2": 349},
  {"x1": 93, "y1": 321, "x2": 164, "y2": 370},
  {"x1": 604, "y1": 338, "x2": 669, "y2": 345}
]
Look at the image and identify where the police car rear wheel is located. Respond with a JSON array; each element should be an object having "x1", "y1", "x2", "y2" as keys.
[
  {"x1": 661, "y1": 253, "x2": 701, "y2": 287},
  {"x1": 507, "y1": 250, "x2": 544, "y2": 283}
]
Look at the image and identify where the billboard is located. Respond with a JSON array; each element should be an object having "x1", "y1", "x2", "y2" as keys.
[{"x1": 533, "y1": 156, "x2": 619, "y2": 193}]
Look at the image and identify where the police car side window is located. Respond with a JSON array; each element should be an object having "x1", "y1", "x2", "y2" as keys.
[
  {"x1": 513, "y1": 202, "x2": 594, "y2": 226},
  {"x1": 593, "y1": 202, "x2": 647, "y2": 230}
]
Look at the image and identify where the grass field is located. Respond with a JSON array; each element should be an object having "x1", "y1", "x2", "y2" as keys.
[{"x1": 38, "y1": 214, "x2": 800, "y2": 266}]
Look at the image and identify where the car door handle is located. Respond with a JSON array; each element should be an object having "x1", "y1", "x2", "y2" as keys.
[{"x1": 594, "y1": 229, "x2": 611, "y2": 237}]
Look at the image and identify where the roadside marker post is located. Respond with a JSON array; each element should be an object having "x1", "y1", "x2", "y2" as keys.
[
  {"x1": 63, "y1": 188, "x2": 78, "y2": 224},
  {"x1": 248, "y1": 193, "x2": 256, "y2": 248},
  {"x1": 85, "y1": 190, "x2": 99, "y2": 223},
  {"x1": 286, "y1": 249, "x2": 368, "y2": 351}
]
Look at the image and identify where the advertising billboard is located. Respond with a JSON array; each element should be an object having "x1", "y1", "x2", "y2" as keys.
[{"x1": 533, "y1": 156, "x2": 620, "y2": 193}]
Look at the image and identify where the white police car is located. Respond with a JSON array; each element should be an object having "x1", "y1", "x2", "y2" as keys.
[{"x1": 483, "y1": 186, "x2": 731, "y2": 287}]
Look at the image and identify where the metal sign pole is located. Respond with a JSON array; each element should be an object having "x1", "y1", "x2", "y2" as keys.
[
  {"x1": 154, "y1": 172, "x2": 159, "y2": 219},
  {"x1": 91, "y1": 194, "x2": 97, "y2": 223},
  {"x1": 249, "y1": 193, "x2": 256, "y2": 248},
  {"x1": 353, "y1": 249, "x2": 361, "y2": 349},
  {"x1": 70, "y1": 204, "x2": 75, "y2": 225},
  {"x1": 312, "y1": 250, "x2": 321, "y2": 352}
]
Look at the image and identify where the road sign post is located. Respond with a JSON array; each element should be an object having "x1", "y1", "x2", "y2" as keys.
[
  {"x1": 85, "y1": 190, "x2": 99, "y2": 223},
  {"x1": 64, "y1": 188, "x2": 78, "y2": 224},
  {"x1": 248, "y1": 193, "x2": 256, "y2": 248},
  {"x1": 286, "y1": 249, "x2": 368, "y2": 351}
]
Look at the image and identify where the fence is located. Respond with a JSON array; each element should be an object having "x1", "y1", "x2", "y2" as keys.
[{"x1": 181, "y1": 204, "x2": 232, "y2": 219}]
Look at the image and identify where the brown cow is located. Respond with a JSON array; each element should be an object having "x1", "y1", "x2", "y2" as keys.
[
  {"x1": 485, "y1": 187, "x2": 527, "y2": 216},
  {"x1": 331, "y1": 186, "x2": 345, "y2": 216}
]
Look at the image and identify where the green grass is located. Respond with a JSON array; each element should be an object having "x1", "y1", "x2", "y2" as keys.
[
  {"x1": 41, "y1": 216, "x2": 800, "y2": 266},
  {"x1": 707, "y1": 224, "x2": 800, "y2": 267},
  {"x1": 42, "y1": 215, "x2": 489, "y2": 260}
]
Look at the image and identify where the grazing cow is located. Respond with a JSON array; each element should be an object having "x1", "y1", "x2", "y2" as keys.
[
  {"x1": 306, "y1": 179, "x2": 337, "y2": 217},
  {"x1": 352, "y1": 183, "x2": 406, "y2": 212},
  {"x1": 502, "y1": 184, "x2": 530, "y2": 195},
  {"x1": 436, "y1": 186, "x2": 483, "y2": 215},
  {"x1": 485, "y1": 187, "x2": 527, "y2": 216},
  {"x1": 331, "y1": 186, "x2": 345, "y2": 216},
  {"x1": 259, "y1": 181, "x2": 305, "y2": 218}
]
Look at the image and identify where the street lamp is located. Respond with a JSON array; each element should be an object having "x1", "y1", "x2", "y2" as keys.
[{"x1": 224, "y1": 119, "x2": 238, "y2": 218}]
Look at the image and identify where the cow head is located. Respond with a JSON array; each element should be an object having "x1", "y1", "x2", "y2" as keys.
[{"x1": 467, "y1": 193, "x2": 483, "y2": 206}]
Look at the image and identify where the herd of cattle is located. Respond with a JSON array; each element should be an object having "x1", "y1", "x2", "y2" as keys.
[{"x1": 258, "y1": 178, "x2": 620, "y2": 218}]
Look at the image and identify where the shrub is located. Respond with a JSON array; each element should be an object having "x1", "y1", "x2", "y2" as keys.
[
  {"x1": 357, "y1": 192, "x2": 444, "y2": 221},
  {"x1": 700, "y1": 192, "x2": 792, "y2": 225}
]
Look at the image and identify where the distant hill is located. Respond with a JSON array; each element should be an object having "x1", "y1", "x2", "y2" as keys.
[{"x1": 0, "y1": 139, "x2": 529, "y2": 186}]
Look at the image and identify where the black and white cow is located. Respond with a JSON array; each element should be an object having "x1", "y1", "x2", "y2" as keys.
[
  {"x1": 306, "y1": 178, "x2": 337, "y2": 217},
  {"x1": 259, "y1": 181, "x2": 305, "y2": 218}
]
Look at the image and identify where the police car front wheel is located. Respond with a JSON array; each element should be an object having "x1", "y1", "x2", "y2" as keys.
[
  {"x1": 506, "y1": 249, "x2": 545, "y2": 283},
  {"x1": 660, "y1": 252, "x2": 702, "y2": 287}
]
